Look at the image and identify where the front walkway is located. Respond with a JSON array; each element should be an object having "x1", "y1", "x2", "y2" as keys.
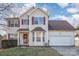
[{"x1": 52, "y1": 46, "x2": 79, "y2": 56}]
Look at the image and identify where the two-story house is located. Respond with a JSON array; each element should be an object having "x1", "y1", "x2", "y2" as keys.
[{"x1": 5, "y1": 7, "x2": 75, "y2": 46}]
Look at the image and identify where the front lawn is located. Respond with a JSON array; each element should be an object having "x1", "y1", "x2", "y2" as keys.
[{"x1": 0, "y1": 47, "x2": 62, "y2": 56}]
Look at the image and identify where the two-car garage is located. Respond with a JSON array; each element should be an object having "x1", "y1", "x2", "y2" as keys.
[
  {"x1": 48, "y1": 31, "x2": 75, "y2": 46},
  {"x1": 48, "y1": 20, "x2": 75, "y2": 46}
]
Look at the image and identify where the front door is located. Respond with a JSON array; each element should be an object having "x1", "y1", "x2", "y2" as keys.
[{"x1": 23, "y1": 32, "x2": 29, "y2": 45}]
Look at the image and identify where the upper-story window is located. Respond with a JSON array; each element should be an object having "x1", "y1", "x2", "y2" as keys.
[
  {"x1": 22, "y1": 19, "x2": 29, "y2": 25},
  {"x1": 8, "y1": 20, "x2": 14, "y2": 27},
  {"x1": 15, "y1": 20, "x2": 20, "y2": 27},
  {"x1": 8, "y1": 19, "x2": 20, "y2": 27},
  {"x1": 32, "y1": 16, "x2": 45, "y2": 25}
]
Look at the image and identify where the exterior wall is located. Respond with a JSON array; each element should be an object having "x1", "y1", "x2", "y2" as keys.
[
  {"x1": 17, "y1": 31, "x2": 29, "y2": 46},
  {"x1": 7, "y1": 27, "x2": 19, "y2": 39},
  {"x1": 30, "y1": 31, "x2": 45, "y2": 46},
  {"x1": 6, "y1": 18, "x2": 19, "y2": 39},
  {"x1": 19, "y1": 32, "x2": 24, "y2": 45},
  {"x1": 6, "y1": 8, "x2": 75, "y2": 47},
  {"x1": 19, "y1": 7, "x2": 37, "y2": 29},
  {"x1": 17, "y1": 9, "x2": 36, "y2": 46},
  {"x1": 29, "y1": 9, "x2": 48, "y2": 46},
  {"x1": 6, "y1": 8, "x2": 48, "y2": 46},
  {"x1": 48, "y1": 31, "x2": 75, "y2": 46},
  {"x1": 20, "y1": 16, "x2": 29, "y2": 29},
  {"x1": 7, "y1": 27, "x2": 19, "y2": 34}
]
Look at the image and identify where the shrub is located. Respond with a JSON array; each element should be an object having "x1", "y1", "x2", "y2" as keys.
[{"x1": 1, "y1": 39, "x2": 17, "y2": 48}]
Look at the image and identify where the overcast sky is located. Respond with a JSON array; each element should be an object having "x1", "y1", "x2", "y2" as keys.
[
  {"x1": 2, "y1": 3, "x2": 79, "y2": 26},
  {"x1": 0, "y1": 3, "x2": 79, "y2": 35}
]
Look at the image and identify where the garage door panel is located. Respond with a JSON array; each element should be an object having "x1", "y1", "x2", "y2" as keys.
[
  {"x1": 48, "y1": 31, "x2": 74, "y2": 46},
  {"x1": 49, "y1": 36, "x2": 74, "y2": 46}
]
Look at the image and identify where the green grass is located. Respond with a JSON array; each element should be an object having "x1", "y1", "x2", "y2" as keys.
[{"x1": 0, "y1": 47, "x2": 62, "y2": 56}]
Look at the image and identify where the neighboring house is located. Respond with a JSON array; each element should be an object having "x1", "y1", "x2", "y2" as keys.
[
  {"x1": 5, "y1": 7, "x2": 75, "y2": 46},
  {"x1": 75, "y1": 30, "x2": 79, "y2": 37},
  {"x1": 0, "y1": 35, "x2": 2, "y2": 48},
  {"x1": 75, "y1": 30, "x2": 79, "y2": 47}
]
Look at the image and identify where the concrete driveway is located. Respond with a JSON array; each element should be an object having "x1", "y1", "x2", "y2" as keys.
[{"x1": 52, "y1": 47, "x2": 79, "y2": 56}]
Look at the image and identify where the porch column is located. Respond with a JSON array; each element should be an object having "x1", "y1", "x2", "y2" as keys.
[
  {"x1": 28, "y1": 31, "x2": 33, "y2": 46},
  {"x1": 17, "y1": 32, "x2": 20, "y2": 46},
  {"x1": 45, "y1": 32, "x2": 48, "y2": 46}
]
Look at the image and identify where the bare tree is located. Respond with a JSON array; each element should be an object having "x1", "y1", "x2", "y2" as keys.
[
  {"x1": 0, "y1": 3, "x2": 16, "y2": 35},
  {"x1": 0, "y1": 3, "x2": 15, "y2": 19}
]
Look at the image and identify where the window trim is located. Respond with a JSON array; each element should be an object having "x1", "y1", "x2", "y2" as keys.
[
  {"x1": 36, "y1": 37, "x2": 41, "y2": 42},
  {"x1": 22, "y1": 19, "x2": 29, "y2": 25},
  {"x1": 32, "y1": 16, "x2": 45, "y2": 25},
  {"x1": 32, "y1": 32, "x2": 34, "y2": 42},
  {"x1": 8, "y1": 20, "x2": 20, "y2": 27},
  {"x1": 43, "y1": 32, "x2": 45, "y2": 42}
]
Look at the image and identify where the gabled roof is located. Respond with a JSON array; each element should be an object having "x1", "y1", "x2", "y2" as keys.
[
  {"x1": 20, "y1": 7, "x2": 35, "y2": 17},
  {"x1": 28, "y1": 8, "x2": 48, "y2": 16},
  {"x1": 48, "y1": 20, "x2": 75, "y2": 31},
  {"x1": 31, "y1": 27, "x2": 45, "y2": 32},
  {"x1": 20, "y1": 7, "x2": 48, "y2": 17},
  {"x1": 5, "y1": 7, "x2": 48, "y2": 19}
]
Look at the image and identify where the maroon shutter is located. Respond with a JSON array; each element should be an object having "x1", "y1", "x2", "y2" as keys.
[
  {"x1": 32, "y1": 16, "x2": 34, "y2": 25},
  {"x1": 43, "y1": 17, "x2": 45, "y2": 25},
  {"x1": 8, "y1": 34, "x2": 10, "y2": 39},
  {"x1": 22, "y1": 19, "x2": 23, "y2": 25}
]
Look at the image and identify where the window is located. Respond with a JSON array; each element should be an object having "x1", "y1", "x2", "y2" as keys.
[
  {"x1": 15, "y1": 20, "x2": 19, "y2": 27},
  {"x1": 22, "y1": 19, "x2": 29, "y2": 25},
  {"x1": 43, "y1": 32, "x2": 45, "y2": 42},
  {"x1": 9, "y1": 20, "x2": 14, "y2": 27},
  {"x1": 8, "y1": 20, "x2": 20, "y2": 27},
  {"x1": 32, "y1": 32, "x2": 34, "y2": 42},
  {"x1": 36, "y1": 37, "x2": 41, "y2": 42},
  {"x1": 36, "y1": 32, "x2": 41, "y2": 42},
  {"x1": 33, "y1": 17, "x2": 38, "y2": 24},
  {"x1": 33, "y1": 37, "x2": 34, "y2": 42},
  {"x1": 39, "y1": 19, "x2": 44, "y2": 24},
  {"x1": 32, "y1": 16, "x2": 45, "y2": 25},
  {"x1": 43, "y1": 37, "x2": 45, "y2": 42}
]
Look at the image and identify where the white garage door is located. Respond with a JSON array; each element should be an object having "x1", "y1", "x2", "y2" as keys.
[{"x1": 49, "y1": 31, "x2": 75, "y2": 46}]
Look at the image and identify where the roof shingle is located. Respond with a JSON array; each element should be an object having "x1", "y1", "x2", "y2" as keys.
[{"x1": 48, "y1": 20, "x2": 75, "y2": 30}]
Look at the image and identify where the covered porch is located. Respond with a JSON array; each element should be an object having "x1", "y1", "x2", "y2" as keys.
[
  {"x1": 17, "y1": 29, "x2": 29, "y2": 46},
  {"x1": 31, "y1": 27, "x2": 47, "y2": 46}
]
